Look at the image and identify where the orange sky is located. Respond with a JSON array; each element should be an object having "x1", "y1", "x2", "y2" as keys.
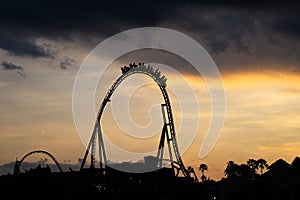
[
  {"x1": 0, "y1": 0, "x2": 299, "y2": 182},
  {"x1": 1, "y1": 63, "x2": 300, "y2": 180}
]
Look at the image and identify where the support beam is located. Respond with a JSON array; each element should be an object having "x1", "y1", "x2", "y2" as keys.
[
  {"x1": 156, "y1": 104, "x2": 175, "y2": 173},
  {"x1": 97, "y1": 122, "x2": 107, "y2": 169}
]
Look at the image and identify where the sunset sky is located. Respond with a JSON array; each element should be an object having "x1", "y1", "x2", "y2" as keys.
[{"x1": 0, "y1": 0, "x2": 299, "y2": 180}]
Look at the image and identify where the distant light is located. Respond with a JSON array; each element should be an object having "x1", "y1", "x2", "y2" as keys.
[{"x1": 213, "y1": 196, "x2": 216, "y2": 200}]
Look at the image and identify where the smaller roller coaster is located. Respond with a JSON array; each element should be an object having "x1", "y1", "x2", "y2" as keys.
[{"x1": 14, "y1": 150, "x2": 63, "y2": 175}]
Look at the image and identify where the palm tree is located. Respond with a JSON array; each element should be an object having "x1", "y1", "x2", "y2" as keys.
[
  {"x1": 224, "y1": 160, "x2": 238, "y2": 178},
  {"x1": 247, "y1": 158, "x2": 258, "y2": 173},
  {"x1": 257, "y1": 158, "x2": 268, "y2": 175},
  {"x1": 238, "y1": 164, "x2": 254, "y2": 182},
  {"x1": 199, "y1": 163, "x2": 208, "y2": 182}
]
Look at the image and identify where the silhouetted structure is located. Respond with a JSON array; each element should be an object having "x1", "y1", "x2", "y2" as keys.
[
  {"x1": 80, "y1": 63, "x2": 198, "y2": 183},
  {"x1": 3, "y1": 63, "x2": 300, "y2": 199},
  {"x1": 14, "y1": 150, "x2": 63, "y2": 175},
  {"x1": 1, "y1": 156, "x2": 300, "y2": 199}
]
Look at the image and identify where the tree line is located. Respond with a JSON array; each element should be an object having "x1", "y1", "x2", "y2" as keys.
[{"x1": 197, "y1": 158, "x2": 269, "y2": 183}]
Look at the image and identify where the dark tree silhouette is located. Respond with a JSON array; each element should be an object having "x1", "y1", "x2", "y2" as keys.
[
  {"x1": 257, "y1": 158, "x2": 268, "y2": 175},
  {"x1": 238, "y1": 164, "x2": 255, "y2": 182},
  {"x1": 247, "y1": 158, "x2": 258, "y2": 173},
  {"x1": 224, "y1": 161, "x2": 256, "y2": 182},
  {"x1": 224, "y1": 160, "x2": 238, "y2": 178},
  {"x1": 199, "y1": 163, "x2": 208, "y2": 182}
]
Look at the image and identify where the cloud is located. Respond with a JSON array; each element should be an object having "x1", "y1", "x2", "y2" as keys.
[
  {"x1": 37, "y1": 158, "x2": 48, "y2": 165},
  {"x1": 17, "y1": 71, "x2": 26, "y2": 77},
  {"x1": 1, "y1": 61, "x2": 26, "y2": 77},
  {"x1": 60, "y1": 57, "x2": 75, "y2": 70},
  {"x1": 1, "y1": 1, "x2": 285, "y2": 44},
  {"x1": 272, "y1": 15, "x2": 300, "y2": 39},
  {"x1": 1, "y1": 61, "x2": 23, "y2": 70},
  {"x1": 0, "y1": 0, "x2": 298, "y2": 74},
  {"x1": 0, "y1": 29, "x2": 56, "y2": 58},
  {"x1": 205, "y1": 37, "x2": 230, "y2": 54}
]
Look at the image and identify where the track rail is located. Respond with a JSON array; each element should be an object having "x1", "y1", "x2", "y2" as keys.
[
  {"x1": 14, "y1": 150, "x2": 63, "y2": 174},
  {"x1": 81, "y1": 63, "x2": 194, "y2": 180}
]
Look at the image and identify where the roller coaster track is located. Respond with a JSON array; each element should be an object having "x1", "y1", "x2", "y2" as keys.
[
  {"x1": 14, "y1": 150, "x2": 63, "y2": 174},
  {"x1": 80, "y1": 63, "x2": 198, "y2": 182}
]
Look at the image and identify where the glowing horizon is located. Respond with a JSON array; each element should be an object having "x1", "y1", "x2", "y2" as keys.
[{"x1": 1, "y1": 64, "x2": 300, "y2": 180}]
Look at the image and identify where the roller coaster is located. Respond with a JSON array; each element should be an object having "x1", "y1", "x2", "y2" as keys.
[
  {"x1": 12, "y1": 63, "x2": 198, "y2": 183},
  {"x1": 80, "y1": 63, "x2": 199, "y2": 182},
  {"x1": 13, "y1": 150, "x2": 63, "y2": 175}
]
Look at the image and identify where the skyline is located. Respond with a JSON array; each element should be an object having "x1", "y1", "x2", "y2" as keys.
[{"x1": 1, "y1": 0, "x2": 300, "y2": 180}]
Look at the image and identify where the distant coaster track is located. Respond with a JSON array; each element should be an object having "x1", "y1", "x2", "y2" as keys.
[
  {"x1": 80, "y1": 63, "x2": 197, "y2": 181},
  {"x1": 14, "y1": 150, "x2": 63, "y2": 174}
]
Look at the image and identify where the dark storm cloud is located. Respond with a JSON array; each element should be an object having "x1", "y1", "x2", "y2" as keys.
[
  {"x1": 1, "y1": 61, "x2": 23, "y2": 71},
  {"x1": 0, "y1": 0, "x2": 179, "y2": 57},
  {"x1": 0, "y1": 0, "x2": 176, "y2": 38},
  {"x1": 207, "y1": 38, "x2": 229, "y2": 54},
  {"x1": 0, "y1": 0, "x2": 299, "y2": 73},
  {"x1": 1, "y1": 0, "x2": 296, "y2": 41},
  {"x1": 0, "y1": 29, "x2": 56, "y2": 58},
  {"x1": 273, "y1": 16, "x2": 300, "y2": 39},
  {"x1": 195, "y1": 14, "x2": 255, "y2": 55}
]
